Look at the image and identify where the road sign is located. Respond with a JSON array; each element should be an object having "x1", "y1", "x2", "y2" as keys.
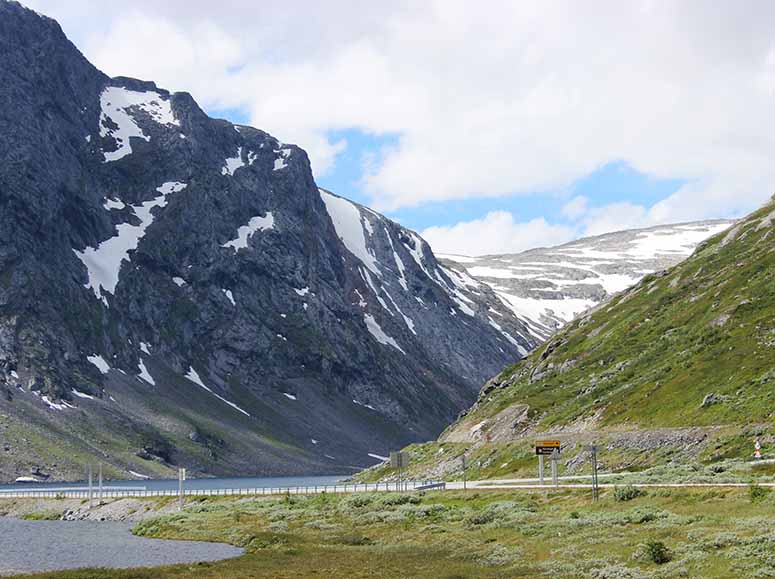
[
  {"x1": 535, "y1": 440, "x2": 561, "y2": 455},
  {"x1": 390, "y1": 452, "x2": 408, "y2": 469}
]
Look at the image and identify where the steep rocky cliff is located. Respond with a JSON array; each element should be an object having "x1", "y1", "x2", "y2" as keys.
[{"x1": 0, "y1": 1, "x2": 534, "y2": 481}]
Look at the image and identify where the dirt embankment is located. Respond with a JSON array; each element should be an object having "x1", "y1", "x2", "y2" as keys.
[{"x1": 0, "y1": 496, "x2": 182, "y2": 522}]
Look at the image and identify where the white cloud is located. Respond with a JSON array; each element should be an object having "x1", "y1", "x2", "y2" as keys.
[
  {"x1": 421, "y1": 212, "x2": 576, "y2": 256},
  {"x1": 580, "y1": 202, "x2": 650, "y2": 236},
  {"x1": 561, "y1": 196, "x2": 589, "y2": 220},
  {"x1": 23, "y1": 1, "x2": 775, "y2": 225}
]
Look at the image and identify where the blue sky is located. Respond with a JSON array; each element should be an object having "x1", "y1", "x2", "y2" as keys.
[
  {"x1": 34, "y1": 1, "x2": 774, "y2": 254},
  {"x1": 213, "y1": 112, "x2": 689, "y2": 235}
]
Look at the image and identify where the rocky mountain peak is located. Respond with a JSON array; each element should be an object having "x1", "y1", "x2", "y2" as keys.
[{"x1": 0, "y1": 1, "x2": 535, "y2": 481}]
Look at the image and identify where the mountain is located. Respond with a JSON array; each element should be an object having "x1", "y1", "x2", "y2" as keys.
[
  {"x1": 438, "y1": 220, "x2": 733, "y2": 342},
  {"x1": 0, "y1": 1, "x2": 534, "y2": 482},
  {"x1": 367, "y1": 200, "x2": 774, "y2": 481}
]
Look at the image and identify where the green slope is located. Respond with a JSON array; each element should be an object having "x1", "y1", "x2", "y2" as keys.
[
  {"x1": 361, "y1": 197, "x2": 775, "y2": 481},
  {"x1": 460, "y1": 197, "x2": 775, "y2": 432}
]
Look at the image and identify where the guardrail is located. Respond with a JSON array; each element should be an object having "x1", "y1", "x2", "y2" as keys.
[{"x1": 0, "y1": 480, "x2": 446, "y2": 499}]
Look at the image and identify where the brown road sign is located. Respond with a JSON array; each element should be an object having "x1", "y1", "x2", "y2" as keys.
[
  {"x1": 390, "y1": 451, "x2": 409, "y2": 469},
  {"x1": 535, "y1": 440, "x2": 561, "y2": 455}
]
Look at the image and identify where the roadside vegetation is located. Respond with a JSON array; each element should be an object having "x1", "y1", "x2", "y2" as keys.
[{"x1": 10, "y1": 486, "x2": 775, "y2": 578}]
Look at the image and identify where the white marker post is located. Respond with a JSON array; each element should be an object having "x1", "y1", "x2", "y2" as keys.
[
  {"x1": 98, "y1": 463, "x2": 103, "y2": 506},
  {"x1": 88, "y1": 464, "x2": 93, "y2": 508},
  {"x1": 178, "y1": 468, "x2": 186, "y2": 511}
]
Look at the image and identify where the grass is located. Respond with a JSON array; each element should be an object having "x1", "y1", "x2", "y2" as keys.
[
  {"x1": 10, "y1": 487, "x2": 775, "y2": 578},
  {"x1": 20, "y1": 510, "x2": 62, "y2": 521},
  {"x1": 444, "y1": 199, "x2": 775, "y2": 435}
]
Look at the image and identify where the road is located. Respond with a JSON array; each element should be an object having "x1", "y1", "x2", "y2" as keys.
[{"x1": 1, "y1": 476, "x2": 772, "y2": 499}]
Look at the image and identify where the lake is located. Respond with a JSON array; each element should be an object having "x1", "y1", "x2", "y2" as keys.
[{"x1": 0, "y1": 518, "x2": 243, "y2": 576}]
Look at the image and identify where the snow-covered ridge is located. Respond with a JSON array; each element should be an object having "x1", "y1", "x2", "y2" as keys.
[
  {"x1": 319, "y1": 189, "x2": 532, "y2": 356},
  {"x1": 99, "y1": 87, "x2": 179, "y2": 163},
  {"x1": 438, "y1": 220, "x2": 734, "y2": 341}
]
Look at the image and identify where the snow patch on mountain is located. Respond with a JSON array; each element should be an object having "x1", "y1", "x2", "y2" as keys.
[
  {"x1": 274, "y1": 148, "x2": 291, "y2": 171},
  {"x1": 185, "y1": 367, "x2": 250, "y2": 417},
  {"x1": 222, "y1": 212, "x2": 275, "y2": 251},
  {"x1": 137, "y1": 358, "x2": 155, "y2": 385},
  {"x1": 74, "y1": 182, "x2": 187, "y2": 305},
  {"x1": 320, "y1": 189, "x2": 380, "y2": 275},
  {"x1": 87, "y1": 355, "x2": 110, "y2": 374},
  {"x1": 99, "y1": 87, "x2": 179, "y2": 162},
  {"x1": 222, "y1": 147, "x2": 245, "y2": 176},
  {"x1": 364, "y1": 314, "x2": 405, "y2": 354}
]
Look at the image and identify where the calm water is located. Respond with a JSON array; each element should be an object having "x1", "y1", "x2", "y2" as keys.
[
  {"x1": 0, "y1": 519, "x2": 243, "y2": 576},
  {"x1": 0, "y1": 474, "x2": 344, "y2": 492}
]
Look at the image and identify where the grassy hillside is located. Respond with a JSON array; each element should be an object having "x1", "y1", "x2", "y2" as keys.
[
  {"x1": 362, "y1": 197, "x2": 775, "y2": 480},
  {"x1": 458, "y1": 197, "x2": 775, "y2": 428}
]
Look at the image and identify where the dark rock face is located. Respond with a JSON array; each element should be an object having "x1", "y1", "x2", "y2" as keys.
[{"x1": 0, "y1": 1, "x2": 534, "y2": 480}]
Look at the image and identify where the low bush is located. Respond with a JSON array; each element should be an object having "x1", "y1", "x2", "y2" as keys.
[
  {"x1": 643, "y1": 540, "x2": 671, "y2": 564},
  {"x1": 336, "y1": 533, "x2": 373, "y2": 546},
  {"x1": 379, "y1": 493, "x2": 421, "y2": 506},
  {"x1": 21, "y1": 510, "x2": 62, "y2": 521},
  {"x1": 614, "y1": 485, "x2": 645, "y2": 502},
  {"x1": 749, "y1": 483, "x2": 770, "y2": 503}
]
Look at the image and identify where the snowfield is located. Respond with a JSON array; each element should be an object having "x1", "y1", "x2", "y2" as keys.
[{"x1": 439, "y1": 220, "x2": 733, "y2": 341}]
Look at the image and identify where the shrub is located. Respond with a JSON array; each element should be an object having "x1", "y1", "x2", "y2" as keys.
[
  {"x1": 21, "y1": 510, "x2": 62, "y2": 521},
  {"x1": 749, "y1": 483, "x2": 770, "y2": 503},
  {"x1": 614, "y1": 485, "x2": 645, "y2": 502},
  {"x1": 305, "y1": 519, "x2": 339, "y2": 531},
  {"x1": 345, "y1": 494, "x2": 374, "y2": 508},
  {"x1": 336, "y1": 533, "x2": 373, "y2": 546},
  {"x1": 268, "y1": 520, "x2": 289, "y2": 533},
  {"x1": 644, "y1": 540, "x2": 671, "y2": 564},
  {"x1": 466, "y1": 509, "x2": 496, "y2": 526},
  {"x1": 480, "y1": 544, "x2": 523, "y2": 567},
  {"x1": 379, "y1": 493, "x2": 420, "y2": 506}
]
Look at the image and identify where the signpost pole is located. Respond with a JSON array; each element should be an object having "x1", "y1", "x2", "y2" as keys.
[
  {"x1": 98, "y1": 463, "x2": 103, "y2": 506},
  {"x1": 462, "y1": 455, "x2": 467, "y2": 491},
  {"x1": 591, "y1": 445, "x2": 599, "y2": 502},
  {"x1": 178, "y1": 468, "x2": 186, "y2": 512},
  {"x1": 88, "y1": 464, "x2": 93, "y2": 508},
  {"x1": 390, "y1": 452, "x2": 408, "y2": 492},
  {"x1": 535, "y1": 440, "x2": 561, "y2": 487}
]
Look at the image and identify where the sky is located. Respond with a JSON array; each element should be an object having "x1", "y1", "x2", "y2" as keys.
[{"x1": 23, "y1": 1, "x2": 775, "y2": 255}]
